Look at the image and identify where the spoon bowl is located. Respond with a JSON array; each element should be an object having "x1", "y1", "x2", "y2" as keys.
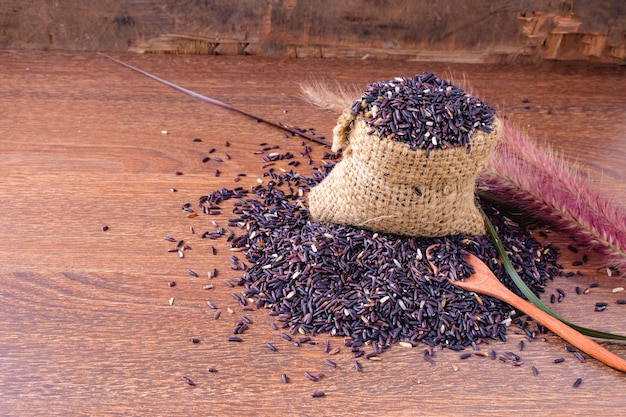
[{"x1": 451, "y1": 253, "x2": 626, "y2": 373}]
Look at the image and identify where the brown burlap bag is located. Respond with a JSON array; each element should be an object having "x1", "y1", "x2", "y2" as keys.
[{"x1": 308, "y1": 110, "x2": 501, "y2": 237}]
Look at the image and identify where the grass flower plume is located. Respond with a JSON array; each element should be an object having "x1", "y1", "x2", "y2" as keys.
[{"x1": 479, "y1": 121, "x2": 626, "y2": 271}]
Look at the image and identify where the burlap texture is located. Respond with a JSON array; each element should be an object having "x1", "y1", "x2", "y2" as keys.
[{"x1": 308, "y1": 111, "x2": 501, "y2": 237}]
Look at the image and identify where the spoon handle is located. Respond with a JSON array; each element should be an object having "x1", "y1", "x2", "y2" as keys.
[{"x1": 488, "y1": 280, "x2": 626, "y2": 373}]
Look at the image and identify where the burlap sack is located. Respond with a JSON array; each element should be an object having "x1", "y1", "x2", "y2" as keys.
[{"x1": 308, "y1": 110, "x2": 501, "y2": 237}]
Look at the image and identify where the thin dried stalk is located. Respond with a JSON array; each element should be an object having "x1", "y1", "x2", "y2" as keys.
[{"x1": 299, "y1": 79, "x2": 626, "y2": 272}]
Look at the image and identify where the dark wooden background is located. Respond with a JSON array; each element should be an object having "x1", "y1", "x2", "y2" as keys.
[
  {"x1": 0, "y1": 49, "x2": 625, "y2": 415},
  {"x1": 1, "y1": 0, "x2": 625, "y2": 64}
]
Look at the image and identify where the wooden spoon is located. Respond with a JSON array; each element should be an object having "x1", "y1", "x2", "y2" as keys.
[{"x1": 451, "y1": 253, "x2": 626, "y2": 373}]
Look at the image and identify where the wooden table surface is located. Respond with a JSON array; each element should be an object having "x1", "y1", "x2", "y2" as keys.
[{"x1": 1, "y1": 50, "x2": 625, "y2": 416}]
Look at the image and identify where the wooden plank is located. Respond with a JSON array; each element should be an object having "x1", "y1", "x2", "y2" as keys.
[
  {"x1": 0, "y1": 0, "x2": 624, "y2": 63},
  {"x1": 0, "y1": 50, "x2": 625, "y2": 416}
]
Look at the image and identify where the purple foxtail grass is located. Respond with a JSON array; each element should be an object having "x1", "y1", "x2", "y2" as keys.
[
  {"x1": 299, "y1": 79, "x2": 626, "y2": 272},
  {"x1": 478, "y1": 120, "x2": 626, "y2": 271}
]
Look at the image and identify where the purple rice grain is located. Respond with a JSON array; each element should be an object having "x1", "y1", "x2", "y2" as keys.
[
  {"x1": 573, "y1": 378, "x2": 582, "y2": 388},
  {"x1": 532, "y1": 366, "x2": 539, "y2": 376},
  {"x1": 328, "y1": 347, "x2": 341, "y2": 355},
  {"x1": 504, "y1": 352, "x2": 521, "y2": 361},
  {"x1": 228, "y1": 336, "x2": 243, "y2": 342},
  {"x1": 554, "y1": 357, "x2": 565, "y2": 363},
  {"x1": 233, "y1": 323, "x2": 248, "y2": 334},
  {"x1": 354, "y1": 360, "x2": 362, "y2": 372},
  {"x1": 324, "y1": 359, "x2": 337, "y2": 367},
  {"x1": 304, "y1": 371, "x2": 319, "y2": 382},
  {"x1": 181, "y1": 376, "x2": 195, "y2": 386},
  {"x1": 311, "y1": 391, "x2": 325, "y2": 398},
  {"x1": 323, "y1": 339, "x2": 330, "y2": 353},
  {"x1": 265, "y1": 342, "x2": 277, "y2": 351}
]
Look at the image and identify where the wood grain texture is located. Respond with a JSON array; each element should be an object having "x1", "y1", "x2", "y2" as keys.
[
  {"x1": 0, "y1": 50, "x2": 625, "y2": 416},
  {"x1": 1, "y1": 1, "x2": 624, "y2": 63}
]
